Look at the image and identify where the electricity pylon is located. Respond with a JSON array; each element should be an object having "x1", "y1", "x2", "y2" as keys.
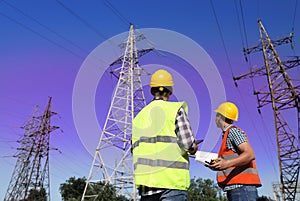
[
  {"x1": 81, "y1": 24, "x2": 149, "y2": 201},
  {"x1": 234, "y1": 19, "x2": 300, "y2": 201},
  {"x1": 4, "y1": 97, "x2": 59, "y2": 201}
]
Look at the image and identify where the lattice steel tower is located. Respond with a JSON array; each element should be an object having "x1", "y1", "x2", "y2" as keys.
[
  {"x1": 4, "y1": 97, "x2": 59, "y2": 201},
  {"x1": 81, "y1": 24, "x2": 148, "y2": 200},
  {"x1": 234, "y1": 19, "x2": 300, "y2": 201}
]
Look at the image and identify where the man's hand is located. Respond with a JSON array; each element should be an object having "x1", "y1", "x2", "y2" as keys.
[
  {"x1": 205, "y1": 158, "x2": 230, "y2": 171},
  {"x1": 189, "y1": 143, "x2": 198, "y2": 155},
  {"x1": 206, "y1": 141, "x2": 256, "y2": 171}
]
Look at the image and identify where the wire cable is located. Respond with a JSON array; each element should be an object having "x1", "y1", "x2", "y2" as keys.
[
  {"x1": 239, "y1": 0, "x2": 251, "y2": 62},
  {"x1": 0, "y1": 12, "x2": 84, "y2": 59},
  {"x1": 291, "y1": 0, "x2": 298, "y2": 33},
  {"x1": 1, "y1": 1, "x2": 110, "y2": 69},
  {"x1": 291, "y1": 0, "x2": 298, "y2": 57},
  {"x1": 102, "y1": 0, "x2": 130, "y2": 27},
  {"x1": 209, "y1": 0, "x2": 234, "y2": 77},
  {"x1": 234, "y1": 85, "x2": 278, "y2": 175},
  {"x1": 2, "y1": 0, "x2": 90, "y2": 56},
  {"x1": 234, "y1": 0, "x2": 246, "y2": 53},
  {"x1": 236, "y1": 0, "x2": 258, "y2": 108},
  {"x1": 258, "y1": 112, "x2": 278, "y2": 173},
  {"x1": 55, "y1": 0, "x2": 110, "y2": 41},
  {"x1": 55, "y1": 0, "x2": 120, "y2": 62},
  {"x1": 231, "y1": 0, "x2": 279, "y2": 176}
]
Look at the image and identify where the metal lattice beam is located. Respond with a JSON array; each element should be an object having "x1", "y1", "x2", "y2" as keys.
[
  {"x1": 82, "y1": 24, "x2": 147, "y2": 201},
  {"x1": 4, "y1": 97, "x2": 59, "y2": 201},
  {"x1": 234, "y1": 19, "x2": 300, "y2": 201}
]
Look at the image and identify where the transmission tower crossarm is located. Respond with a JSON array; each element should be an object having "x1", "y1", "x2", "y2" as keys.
[
  {"x1": 260, "y1": 20, "x2": 300, "y2": 106},
  {"x1": 233, "y1": 66, "x2": 265, "y2": 81},
  {"x1": 109, "y1": 48, "x2": 154, "y2": 79},
  {"x1": 234, "y1": 18, "x2": 300, "y2": 201},
  {"x1": 234, "y1": 58, "x2": 300, "y2": 82},
  {"x1": 4, "y1": 97, "x2": 58, "y2": 201},
  {"x1": 258, "y1": 19, "x2": 300, "y2": 201},
  {"x1": 82, "y1": 24, "x2": 147, "y2": 201},
  {"x1": 243, "y1": 26, "x2": 293, "y2": 56}
]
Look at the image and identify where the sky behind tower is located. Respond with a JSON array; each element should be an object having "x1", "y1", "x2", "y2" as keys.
[{"x1": 0, "y1": 1, "x2": 299, "y2": 200}]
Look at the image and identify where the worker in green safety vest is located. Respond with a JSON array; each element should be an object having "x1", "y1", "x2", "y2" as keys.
[{"x1": 132, "y1": 69, "x2": 198, "y2": 201}]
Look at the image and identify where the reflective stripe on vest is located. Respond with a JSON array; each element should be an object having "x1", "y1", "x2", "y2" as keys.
[
  {"x1": 217, "y1": 126, "x2": 261, "y2": 187},
  {"x1": 134, "y1": 158, "x2": 189, "y2": 170},
  {"x1": 217, "y1": 154, "x2": 259, "y2": 177},
  {"x1": 132, "y1": 136, "x2": 177, "y2": 150},
  {"x1": 132, "y1": 100, "x2": 190, "y2": 190},
  {"x1": 222, "y1": 153, "x2": 239, "y2": 160}
]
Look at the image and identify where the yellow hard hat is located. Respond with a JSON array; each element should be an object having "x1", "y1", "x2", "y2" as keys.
[
  {"x1": 150, "y1": 69, "x2": 174, "y2": 87},
  {"x1": 214, "y1": 102, "x2": 239, "y2": 121}
]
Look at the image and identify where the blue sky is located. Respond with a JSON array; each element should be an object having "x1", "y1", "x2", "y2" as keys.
[{"x1": 0, "y1": 1, "x2": 299, "y2": 200}]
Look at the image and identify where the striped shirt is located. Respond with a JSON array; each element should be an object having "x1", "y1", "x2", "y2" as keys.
[
  {"x1": 222, "y1": 124, "x2": 247, "y2": 191},
  {"x1": 140, "y1": 102, "x2": 197, "y2": 196}
]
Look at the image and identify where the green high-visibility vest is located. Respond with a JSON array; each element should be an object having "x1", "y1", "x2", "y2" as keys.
[{"x1": 132, "y1": 100, "x2": 190, "y2": 190}]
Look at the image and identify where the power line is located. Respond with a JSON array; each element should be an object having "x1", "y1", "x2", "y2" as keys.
[
  {"x1": 233, "y1": 0, "x2": 258, "y2": 112},
  {"x1": 211, "y1": 0, "x2": 267, "y2": 134},
  {"x1": 0, "y1": 12, "x2": 84, "y2": 59},
  {"x1": 291, "y1": 0, "x2": 298, "y2": 33},
  {"x1": 234, "y1": 0, "x2": 260, "y2": 126},
  {"x1": 231, "y1": 82, "x2": 279, "y2": 177},
  {"x1": 1, "y1": 2, "x2": 111, "y2": 68},
  {"x1": 291, "y1": 0, "x2": 298, "y2": 58},
  {"x1": 2, "y1": 0, "x2": 90, "y2": 56},
  {"x1": 55, "y1": 0, "x2": 110, "y2": 41},
  {"x1": 209, "y1": 0, "x2": 234, "y2": 77},
  {"x1": 82, "y1": 24, "x2": 143, "y2": 200},
  {"x1": 102, "y1": 0, "x2": 130, "y2": 26},
  {"x1": 55, "y1": 0, "x2": 120, "y2": 63},
  {"x1": 235, "y1": 19, "x2": 300, "y2": 201},
  {"x1": 234, "y1": 0, "x2": 246, "y2": 53},
  {"x1": 238, "y1": 0, "x2": 250, "y2": 62},
  {"x1": 258, "y1": 113, "x2": 278, "y2": 173}
]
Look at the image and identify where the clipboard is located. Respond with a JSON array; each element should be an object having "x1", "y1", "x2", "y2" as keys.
[{"x1": 194, "y1": 151, "x2": 218, "y2": 165}]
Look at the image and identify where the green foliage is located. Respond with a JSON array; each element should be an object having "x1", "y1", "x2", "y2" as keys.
[
  {"x1": 20, "y1": 188, "x2": 47, "y2": 201},
  {"x1": 188, "y1": 177, "x2": 226, "y2": 201},
  {"x1": 28, "y1": 188, "x2": 47, "y2": 201},
  {"x1": 60, "y1": 177, "x2": 87, "y2": 201},
  {"x1": 60, "y1": 176, "x2": 230, "y2": 201},
  {"x1": 59, "y1": 177, "x2": 129, "y2": 201}
]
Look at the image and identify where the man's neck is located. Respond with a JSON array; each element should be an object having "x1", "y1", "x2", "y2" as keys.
[{"x1": 221, "y1": 122, "x2": 231, "y2": 131}]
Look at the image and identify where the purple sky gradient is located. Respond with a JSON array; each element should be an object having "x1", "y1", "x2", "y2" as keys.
[{"x1": 1, "y1": 1, "x2": 299, "y2": 200}]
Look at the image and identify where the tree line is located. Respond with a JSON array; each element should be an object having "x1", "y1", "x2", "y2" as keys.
[{"x1": 24, "y1": 176, "x2": 273, "y2": 201}]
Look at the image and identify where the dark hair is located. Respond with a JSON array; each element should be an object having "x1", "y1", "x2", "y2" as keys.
[
  {"x1": 217, "y1": 113, "x2": 234, "y2": 124},
  {"x1": 151, "y1": 87, "x2": 172, "y2": 96}
]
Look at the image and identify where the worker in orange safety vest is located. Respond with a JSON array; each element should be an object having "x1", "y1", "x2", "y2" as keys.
[{"x1": 205, "y1": 102, "x2": 261, "y2": 201}]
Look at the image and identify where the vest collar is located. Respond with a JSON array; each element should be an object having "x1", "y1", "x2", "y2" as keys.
[
  {"x1": 222, "y1": 124, "x2": 234, "y2": 137},
  {"x1": 223, "y1": 124, "x2": 233, "y2": 132},
  {"x1": 152, "y1": 97, "x2": 168, "y2": 101}
]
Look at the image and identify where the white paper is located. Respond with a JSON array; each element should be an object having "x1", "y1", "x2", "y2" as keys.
[{"x1": 194, "y1": 151, "x2": 218, "y2": 164}]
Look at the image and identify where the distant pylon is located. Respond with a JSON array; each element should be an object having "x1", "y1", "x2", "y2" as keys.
[
  {"x1": 4, "y1": 97, "x2": 59, "y2": 201},
  {"x1": 234, "y1": 19, "x2": 300, "y2": 201},
  {"x1": 81, "y1": 24, "x2": 149, "y2": 200}
]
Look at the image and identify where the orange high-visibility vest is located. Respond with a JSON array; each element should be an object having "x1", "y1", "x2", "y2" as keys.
[{"x1": 217, "y1": 126, "x2": 262, "y2": 188}]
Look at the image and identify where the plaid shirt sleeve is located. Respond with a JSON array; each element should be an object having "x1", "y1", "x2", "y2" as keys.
[
  {"x1": 175, "y1": 106, "x2": 197, "y2": 152},
  {"x1": 227, "y1": 127, "x2": 248, "y2": 153}
]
